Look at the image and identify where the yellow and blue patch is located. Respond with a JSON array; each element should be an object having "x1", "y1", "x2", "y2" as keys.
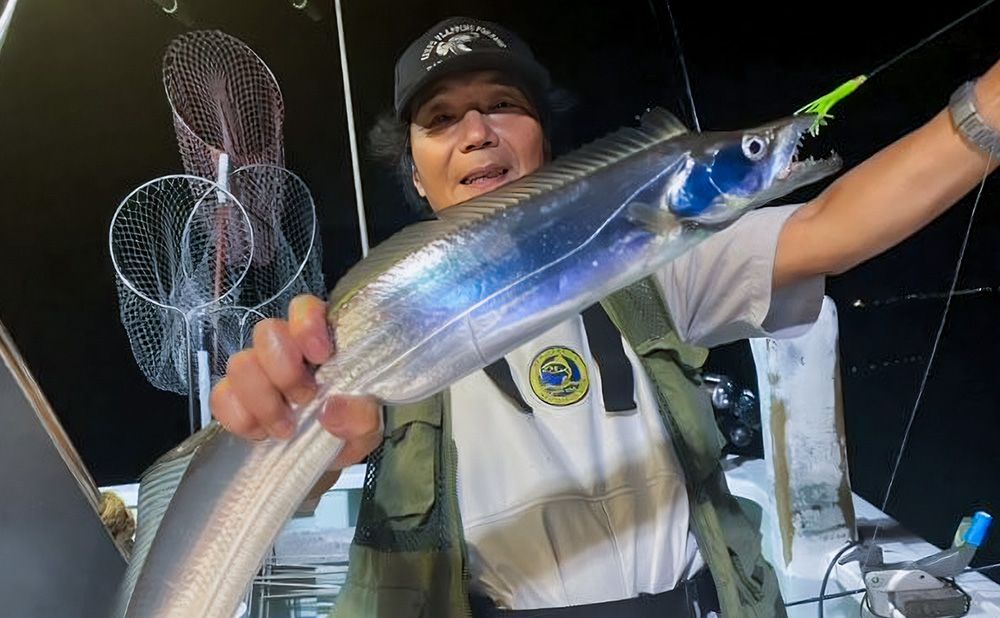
[{"x1": 529, "y1": 346, "x2": 590, "y2": 406}]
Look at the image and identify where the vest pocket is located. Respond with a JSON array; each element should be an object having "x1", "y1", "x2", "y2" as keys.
[
  {"x1": 372, "y1": 416, "x2": 441, "y2": 530},
  {"x1": 336, "y1": 393, "x2": 471, "y2": 618},
  {"x1": 333, "y1": 571, "x2": 427, "y2": 618}
]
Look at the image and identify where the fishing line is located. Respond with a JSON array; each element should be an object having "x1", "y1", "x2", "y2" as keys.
[
  {"x1": 862, "y1": 148, "x2": 993, "y2": 576},
  {"x1": 660, "y1": 0, "x2": 701, "y2": 131},
  {"x1": 784, "y1": 588, "x2": 866, "y2": 608},
  {"x1": 797, "y1": 0, "x2": 996, "y2": 133},
  {"x1": 868, "y1": 0, "x2": 995, "y2": 79},
  {"x1": 967, "y1": 562, "x2": 1000, "y2": 574}
]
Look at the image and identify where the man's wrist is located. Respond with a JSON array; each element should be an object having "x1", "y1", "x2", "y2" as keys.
[{"x1": 949, "y1": 79, "x2": 1000, "y2": 155}]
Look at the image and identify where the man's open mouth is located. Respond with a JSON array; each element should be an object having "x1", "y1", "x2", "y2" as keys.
[{"x1": 461, "y1": 165, "x2": 509, "y2": 185}]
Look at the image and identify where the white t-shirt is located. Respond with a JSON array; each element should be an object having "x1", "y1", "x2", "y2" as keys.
[{"x1": 449, "y1": 203, "x2": 825, "y2": 610}]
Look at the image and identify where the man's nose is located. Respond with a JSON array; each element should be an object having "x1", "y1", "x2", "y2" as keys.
[{"x1": 459, "y1": 110, "x2": 498, "y2": 153}]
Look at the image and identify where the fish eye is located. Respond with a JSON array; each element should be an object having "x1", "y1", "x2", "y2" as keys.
[{"x1": 742, "y1": 135, "x2": 767, "y2": 161}]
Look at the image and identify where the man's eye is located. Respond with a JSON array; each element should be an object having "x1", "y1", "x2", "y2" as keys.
[
  {"x1": 429, "y1": 114, "x2": 454, "y2": 127},
  {"x1": 492, "y1": 100, "x2": 516, "y2": 111}
]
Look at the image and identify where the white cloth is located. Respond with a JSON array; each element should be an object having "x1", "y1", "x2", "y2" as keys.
[{"x1": 450, "y1": 203, "x2": 825, "y2": 610}]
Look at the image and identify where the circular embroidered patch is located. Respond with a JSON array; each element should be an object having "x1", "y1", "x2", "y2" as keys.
[{"x1": 528, "y1": 346, "x2": 590, "y2": 406}]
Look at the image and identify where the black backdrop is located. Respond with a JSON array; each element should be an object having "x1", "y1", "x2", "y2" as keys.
[{"x1": 0, "y1": 0, "x2": 997, "y2": 577}]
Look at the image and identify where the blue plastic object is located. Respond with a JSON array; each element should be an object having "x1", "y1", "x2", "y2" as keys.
[{"x1": 963, "y1": 511, "x2": 993, "y2": 547}]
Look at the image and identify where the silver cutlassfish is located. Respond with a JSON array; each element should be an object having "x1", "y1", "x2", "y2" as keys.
[{"x1": 118, "y1": 109, "x2": 841, "y2": 617}]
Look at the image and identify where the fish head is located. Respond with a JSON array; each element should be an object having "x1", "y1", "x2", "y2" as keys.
[{"x1": 665, "y1": 114, "x2": 842, "y2": 225}]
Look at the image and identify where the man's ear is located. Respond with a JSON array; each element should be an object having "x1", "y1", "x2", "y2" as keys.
[{"x1": 411, "y1": 164, "x2": 427, "y2": 198}]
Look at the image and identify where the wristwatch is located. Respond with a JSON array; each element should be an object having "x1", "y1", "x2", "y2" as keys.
[{"x1": 949, "y1": 80, "x2": 1000, "y2": 155}]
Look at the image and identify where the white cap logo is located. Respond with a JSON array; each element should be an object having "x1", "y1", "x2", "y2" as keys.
[
  {"x1": 420, "y1": 23, "x2": 508, "y2": 68},
  {"x1": 436, "y1": 32, "x2": 480, "y2": 56}
]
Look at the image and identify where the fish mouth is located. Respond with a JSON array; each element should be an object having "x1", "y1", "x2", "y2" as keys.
[
  {"x1": 772, "y1": 114, "x2": 842, "y2": 189},
  {"x1": 775, "y1": 150, "x2": 842, "y2": 184},
  {"x1": 721, "y1": 114, "x2": 841, "y2": 213}
]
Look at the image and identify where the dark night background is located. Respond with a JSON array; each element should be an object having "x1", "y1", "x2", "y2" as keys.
[{"x1": 0, "y1": 0, "x2": 997, "y2": 580}]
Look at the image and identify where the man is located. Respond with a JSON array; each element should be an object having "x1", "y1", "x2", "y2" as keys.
[{"x1": 210, "y1": 15, "x2": 1000, "y2": 617}]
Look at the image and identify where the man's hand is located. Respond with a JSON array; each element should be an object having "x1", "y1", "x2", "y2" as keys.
[{"x1": 209, "y1": 294, "x2": 383, "y2": 473}]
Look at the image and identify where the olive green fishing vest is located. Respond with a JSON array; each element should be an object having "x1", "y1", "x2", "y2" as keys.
[{"x1": 330, "y1": 277, "x2": 787, "y2": 618}]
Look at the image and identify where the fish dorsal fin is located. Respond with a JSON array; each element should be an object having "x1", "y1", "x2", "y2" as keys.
[
  {"x1": 328, "y1": 107, "x2": 689, "y2": 310},
  {"x1": 639, "y1": 107, "x2": 689, "y2": 138}
]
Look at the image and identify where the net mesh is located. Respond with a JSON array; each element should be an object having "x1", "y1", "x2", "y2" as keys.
[
  {"x1": 225, "y1": 164, "x2": 325, "y2": 309},
  {"x1": 109, "y1": 175, "x2": 254, "y2": 393},
  {"x1": 110, "y1": 31, "x2": 326, "y2": 397},
  {"x1": 163, "y1": 29, "x2": 285, "y2": 180}
]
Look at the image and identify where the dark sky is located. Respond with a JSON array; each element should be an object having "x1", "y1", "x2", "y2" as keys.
[{"x1": 0, "y1": 0, "x2": 997, "y2": 577}]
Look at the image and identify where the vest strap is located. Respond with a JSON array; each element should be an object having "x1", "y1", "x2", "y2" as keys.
[
  {"x1": 480, "y1": 304, "x2": 638, "y2": 415},
  {"x1": 483, "y1": 358, "x2": 533, "y2": 413},
  {"x1": 581, "y1": 303, "x2": 637, "y2": 413}
]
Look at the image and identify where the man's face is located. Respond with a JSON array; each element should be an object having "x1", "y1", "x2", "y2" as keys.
[{"x1": 408, "y1": 70, "x2": 546, "y2": 212}]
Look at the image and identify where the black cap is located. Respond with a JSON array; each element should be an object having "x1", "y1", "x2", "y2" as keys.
[{"x1": 394, "y1": 16, "x2": 551, "y2": 120}]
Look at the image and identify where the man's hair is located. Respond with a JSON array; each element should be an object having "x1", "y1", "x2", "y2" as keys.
[
  {"x1": 367, "y1": 113, "x2": 426, "y2": 214},
  {"x1": 366, "y1": 84, "x2": 577, "y2": 215}
]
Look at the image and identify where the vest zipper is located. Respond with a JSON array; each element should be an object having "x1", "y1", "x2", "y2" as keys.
[{"x1": 447, "y1": 435, "x2": 474, "y2": 618}]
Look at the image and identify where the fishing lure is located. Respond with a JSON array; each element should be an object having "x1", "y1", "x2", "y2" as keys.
[{"x1": 795, "y1": 75, "x2": 868, "y2": 136}]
